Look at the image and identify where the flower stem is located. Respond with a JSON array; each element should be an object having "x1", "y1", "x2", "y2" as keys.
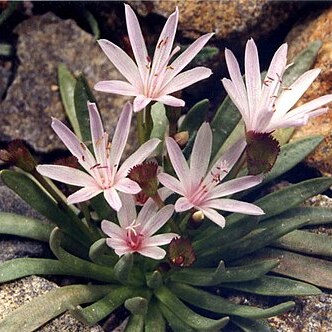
[{"x1": 137, "y1": 103, "x2": 153, "y2": 145}]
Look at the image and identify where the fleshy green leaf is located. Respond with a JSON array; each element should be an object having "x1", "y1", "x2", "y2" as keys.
[
  {"x1": 0, "y1": 212, "x2": 52, "y2": 242},
  {"x1": 146, "y1": 270, "x2": 163, "y2": 289},
  {"x1": 0, "y1": 1, "x2": 18, "y2": 26},
  {"x1": 169, "y1": 282, "x2": 294, "y2": 319},
  {"x1": 71, "y1": 286, "x2": 137, "y2": 326},
  {"x1": 155, "y1": 286, "x2": 229, "y2": 330},
  {"x1": 210, "y1": 95, "x2": 242, "y2": 160},
  {"x1": 125, "y1": 314, "x2": 144, "y2": 332},
  {"x1": 221, "y1": 275, "x2": 321, "y2": 296},
  {"x1": 114, "y1": 253, "x2": 134, "y2": 283},
  {"x1": 150, "y1": 102, "x2": 168, "y2": 156},
  {"x1": 0, "y1": 284, "x2": 114, "y2": 332},
  {"x1": 89, "y1": 238, "x2": 117, "y2": 266},
  {"x1": 247, "y1": 248, "x2": 332, "y2": 289},
  {"x1": 74, "y1": 74, "x2": 97, "y2": 143},
  {"x1": 0, "y1": 170, "x2": 92, "y2": 246},
  {"x1": 49, "y1": 228, "x2": 116, "y2": 283},
  {"x1": 82, "y1": 10, "x2": 100, "y2": 39},
  {"x1": 145, "y1": 300, "x2": 165, "y2": 331},
  {"x1": 58, "y1": 64, "x2": 81, "y2": 138},
  {"x1": 231, "y1": 317, "x2": 273, "y2": 332},
  {"x1": 179, "y1": 99, "x2": 209, "y2": 134},
  {"x1": 0, "y1": 43, "x2": 14, "y2": 57},
  {"x1": 171, "y1": 259, "x2": 279, "y2": 285},
  {"x1": 272, "y1": 230, "x2": 332, "y2": 258},
  {"x1": 125, "y1": 297, "x2": 149, "y2": 315}
]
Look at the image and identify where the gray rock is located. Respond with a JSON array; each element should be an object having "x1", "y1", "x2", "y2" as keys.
[
  {"x1": 0, "y1": 59, "x2": 13, "y2": 100},
  {"x1": 0, "y1": 12, "x2": 131, "y2": 153},
  {"x1": 0, "y1": 276, "x2": 104, "y2": 331}
]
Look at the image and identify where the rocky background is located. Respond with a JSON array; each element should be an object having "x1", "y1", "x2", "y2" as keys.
[{"x1": 0, "y1": 1, "x2": 331, "y2": 331}]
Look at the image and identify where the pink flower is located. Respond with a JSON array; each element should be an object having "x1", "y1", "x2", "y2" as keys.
[
  {"x1": 101, "y1": 190, "x2": 177, "y2": 260},
  {"x1": 94, "y1": 4, "x2": 213, "y2": 113},
  {"x1": 37, "y1": 102, "x2": 160, "y2": 211},
  {"x1": 222, "y1": 38, "x2": 332, "y2": 133},
  {"x1": 158, "y1": 122, "x2": 264, "y2": 228}
]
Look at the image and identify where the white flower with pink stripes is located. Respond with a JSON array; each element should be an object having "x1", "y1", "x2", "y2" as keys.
[
  {"x1": 101, "y1": 190, "x2": 177, "y2": 260},
  {"x1": 222, "y1": 38, "x2": 332, "y2": 133},
  {"x1": 158, "y1": 123, "x2": 264, "y2": 228},
  {"x1": 94, "y1": 4, "x2": 213, "y2": 112},
  {"x1": 37, "y1": 102, "x2": 160, "y2": 211}
]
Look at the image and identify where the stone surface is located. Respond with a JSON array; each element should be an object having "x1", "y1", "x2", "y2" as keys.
[
  {"x1": 0, "y1": 276, "x2": 103, "y2": 331},
  {"x1": 287, "y1": 8, "x2": 332, "y2": 176},
  {"x1": 0, "y1": 12, "x2": 131, "y2": 154},
  {"x1": 129, "y1": 0, "x2": 300, "y2": 41},
  {"x1": 0, "y1": 59, "x2": 13, "y2": 100}
]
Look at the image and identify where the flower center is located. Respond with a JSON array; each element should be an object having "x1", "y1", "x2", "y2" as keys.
[{"x1": 125, "y1": 220, "x2": 143, "y2": 250}]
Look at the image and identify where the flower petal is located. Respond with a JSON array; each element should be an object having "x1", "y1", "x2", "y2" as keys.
[
  {"x1": 165, "y1": 137, "x2": 191, "y2": 191},
  {"x1": 245, "y1": 39, "x2": 262, "y2": 129},
  {"x1": 117, "y1": 138, "x2": 160, "y2": 179},
  {"x1": 205, "y1": 198, "x2": 264, "y2": 215},
  {"x1": 114, "y1": 177, "x2": 141, "y2": 194},
  {"x1": 94, "y1": 80, "x2": 138, "y2": 96},
  {"x1": 150, "y1": 8, "x2": 178, "y2": 78},
  {"x1": 158, "y1": 172, "x2": 184, "y2": 195},
  {"x1": 109, "y1": 102, "x2": 132, "y2": 171},
  {"x1": 274, "y1": 68, "x2": 321, "y2": 118},
  {"x1": 175, "y1": 197, "x2": 194, "y2": 212},
  {"x1": 101, "y1": 220, "x2": 125, "y2": 239},
  {"x1": 140, "y1": 204, "x2": 174, "y2": 237},
  {"x1": 137, "y1": 246, "x2": 166, "y2": 260},
  {"x1": 124, "y1": 4, "x2": 149, "y2": 86},
  {"x1": 117, "y1": 193, "x2": 137, "y2": 229},
  {"x1": 160, "y1": 67, "x2": 212, "y2": 95},
  {"x1": 163, "y1": 32, "x2": 214, "y2": 87},
  {"x1": 37, "y1": 165, "x2": 97, "y2": 187},
  {"x1": 133, "y1": 95, "x2": 152, "y2": 113},
  {"x1": 199, "y1": 207, "x2": 226, "y2": 228},
  {"x1": 208, "y1": 175, "x2": 263, "y2": 199},
  {"x1": 97, "y1": 39, "x2": 142, "y2": 90},
  {"x1": 51, "y1": 118, "x2": 96, "y2": 174},
  {"x1": 155, "y1": 95, "x2": 185, "y2": 108},
  {"x1": 143, "y1": 233, "x2": 178, "y2": 247},
  {"x1": 104, "y1": 187, "x2": 122, "y2": 211},
  {"x1": 67, "y1": 186, "x2": 101, "y2": 205},
  {"x1": 190, "y1": 122, "x2": 212, "y2": 188}
]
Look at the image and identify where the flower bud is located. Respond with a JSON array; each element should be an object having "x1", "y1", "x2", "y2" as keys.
[
  {"x1": 188, "y1": 210, "x2": 205, "y2": 229},
  {"x1": 0, "y1": 140, "x2": 37, "y2": 172},
  {"x1": 168, "y1": 237, "x2": 196, "y2": 267},
  {"x1": 173, "y1": 131, "x2": 189, "y2": 147}
]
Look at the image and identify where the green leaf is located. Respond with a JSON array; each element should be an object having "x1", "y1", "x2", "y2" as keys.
[
  {"x1": 125, "y1": 314, "x2": 144, "y2": 332},
  {"x1": 150, "y1": 102, "x2": 168, "y2": 156},
  {"x1": 0, "y1": 284, "x2": 114, "y2": 332},
  {"x1": 49, "y1": 228, "x2": 116, "y2": 283},
  {"x1": 300, "y1": 207, "x2": 332, "y2": 225},
  {"x1": 114, "y1": 253, "x2": 134, "y2": 283},
  {"x1": 82, "y1": 10, "x2": 100, "y2": 39},
  {"x1": 171, "y1": 259, "x2": 279, "y2": 285},
  {"x1": 125, "y1": 297, "x2": 149, "y2": 315},
  {"x1": 1, "y1": 170, "x2": 92, "y2": 246},
  {"x1": 89, "y1": 238, "x2": 117, "y2": 266},
  {"x1": 0, "y1": 2, "x2": 18, "y2": 26},
  {"x1": 231, "y1": 317, "x2": 273, "y2": 332},
  {"x1": 146, "y1": 270, "x2": 163, "y2": 289},
  {"x1": 71, "y1": 286, "x2": 137, "y2": 326},
  {"x1": 179, "y1": 99, "x2": 209, "y2": 134},
  {"x1": 197, "y1": 208, "x2": 311, "y2": 265},
  {"x1": 221, "y1": 275, "x2": 321, "y2": 296},
  {"x1": 0, "y1": 43, "x2": 14, "y2": 57},
  {"x1": 74, "y1": 74, "x2": 97, "y2": 143},
  {"x1": 210, "y1": 95, "x2": 242, "y2": 160},
  {"x1": 158, "y1": 302, "x2": 194, "y2": 332},
  {"x1": 0, "y1": 212, "x2": 52, "y2": 242},
  {"x1": 169, "y1": 282, "x2": 294, "y2": 319},
  {"x1": 248, "y1": 248, "x2": 332, "y2": 289},
  {"x1": 57, "y1": 64, "x2": 81, "y2": 139},
  {"x1": 155, "y1": 286, "x2": 229, "y2": 330},
  {"x1": 256, "y1": 177, "x2": 332, "y2": 221},
  {"x1": 272, "y1": 230, "x2": 332, "y2": 258},
  {"x1": 145, "y1": 300, "x2": 165, "y2": 331}
]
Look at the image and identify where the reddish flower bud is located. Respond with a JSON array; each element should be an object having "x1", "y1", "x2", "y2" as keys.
[
  {"x1": 168, "y1": 237, "x2": 196, "y2": 267},
  {"x1": 246, "y1": 131, "x2": 280, "y2": 175},
  {"x1": 0, "y1": 140, "x2": 37, "y2": 172},
  {"x1": 128, "y1": 162, "x2": 159, "y2": 198}
]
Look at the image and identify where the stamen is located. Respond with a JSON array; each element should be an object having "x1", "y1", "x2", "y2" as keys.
[
  {"x1": 157, "y1": 39, "x2": 164, "y2": 49},
  {"x1": 80, "y1": 142, "x2": 86, "y2": 150},
  {"x1": 90, "y1": 163, "x2": 101, "y2": 170}
]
